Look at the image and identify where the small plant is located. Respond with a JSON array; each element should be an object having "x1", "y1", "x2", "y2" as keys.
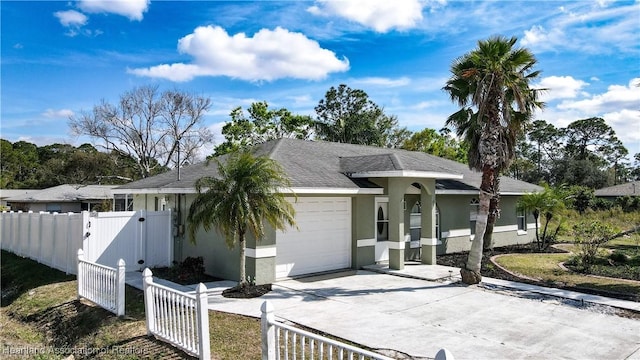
[
  {"x1": 608, "y1": 251, "x2": 628, "y2": 264},
  {"x1": 572, "y1": 221, "x2": 616, "y2": 271}
]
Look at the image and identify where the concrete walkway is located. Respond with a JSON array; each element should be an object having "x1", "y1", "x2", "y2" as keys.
[{"x1": 125, "y1": 267, "x2": 640, "y2": 360}]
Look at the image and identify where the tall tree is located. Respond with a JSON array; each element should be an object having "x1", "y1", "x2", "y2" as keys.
[
  {"x1": 401, "y1": 128, "x2": 468, "y2": 163},
  {"x1": 213, "y1": 101, "x2": 313, "y2": 156},
  {"x1": 443, "y1": 36, "x2": 544, "y2": 284},
  {"x1": 69, "y1": 85, "x2": 212, "y2": 178},
  {"x1": 314, "y1": 84, "x2": 408, "y2": 147},
  {"x1": 187, "y1": 151, "x2": 296, "y2": 287},
  {"x1": 551, "y1": 117, "x2": 627, "y2": 188}
]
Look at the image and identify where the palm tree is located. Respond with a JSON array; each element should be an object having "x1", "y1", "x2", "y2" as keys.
[
  {"x1": 187, "y1": 151, "x2": 296, "y2": 287},
  {"x1": 443, "y1": 36, "x2": 544, "y2": 284},
  {"x1": 518, "y1": 186, "x2": 565, "y2": 250}
]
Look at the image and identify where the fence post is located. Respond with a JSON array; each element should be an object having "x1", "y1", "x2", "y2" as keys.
[
  {"x1": 77, "y1": 249, "x2": 84, "y2": 300},
  {"x1": 195, "y1": 283, "x2": 211, "y2": 360},
  {"x1": 261, "y1": 301, "x2": 276, "y2": 360},
  {"x1": 142, "y1": 268, "x2": 155, "y2": 335},
  {"x1": 116, "y1": 259, "x2": 126, "y2": 316},
  {"x1": 435, "y1": 348, "x2": 455, "y2": 360}
]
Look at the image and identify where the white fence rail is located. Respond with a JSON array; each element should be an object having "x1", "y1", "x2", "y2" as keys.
[
  {"x1": 261, "y1": 301, "x2": 454, "y2": 360},
  {"x1": 77, "y1": 249, "x2": 125, "y2": 316},
  {"x1": 1, "y1": 211, "x2": 82, "y2": 274},
  {"x1": 0, "y1": 210, "x2": 173, "y2": 274},
  {"x1": 143, "y1": 269, "x2": 210, "y2": 360}
]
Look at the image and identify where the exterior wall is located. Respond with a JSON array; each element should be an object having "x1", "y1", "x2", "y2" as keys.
[
  {"x1": 129, "y1": 189, "x2": 537, "y2": 282},
  {"x1": 436, "y1": 194, "x2": 536, "y2": 254},
  {"x1": 16, "y1": 202, "x2": 82, "y2": 213},
  {"x1": 352, "y1": 195, "x2": 375, "y2": 269}
]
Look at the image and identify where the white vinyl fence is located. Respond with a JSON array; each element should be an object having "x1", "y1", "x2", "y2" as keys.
[
  {"x1": 1, "y1": 211, "x2": 82, "y2": 274},
  {"x1": 261, "y1": 301, "x2": 455, "y2": 360},
  {"x1": 77, "y1": 249, "x2": 125, "y2": 316},
  {"x1": 143, "y1": 268, "x2": 211, "y2": 360},
  {"x1": 0, "y1": 210, "x2": 173, "y2": 273}
]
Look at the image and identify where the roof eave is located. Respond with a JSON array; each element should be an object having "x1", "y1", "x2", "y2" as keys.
[{"x1": 349, "y1": 170, "x2": 463, "y2": 179}]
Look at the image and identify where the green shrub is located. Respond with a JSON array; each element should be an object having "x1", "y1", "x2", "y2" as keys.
[
  {"x1": 573, "y1": 221, "x2": 616, "y2": 270},
  {"x1": 608, "y1": 251, "x2": 628, "y2": 264}
]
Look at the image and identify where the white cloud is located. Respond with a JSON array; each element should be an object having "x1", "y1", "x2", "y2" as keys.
[
  {"x1": 536, "y1": 76, "x2": 589, "y2": 101},
  {"x1": 520, "y1": 2, "x2": 640, "y2": 54},
  {"x1": 351, "y1": 77, "x2": 411, "y2": 88},
  {"x1": 77, "y1": 0, "x2": 149, "y2": 21},
  {"x1": 42, "y1": 109, "x2": 75, "y2": 118},
  {"x1": 537, "y1": 78, "x2": 640, "y2": 157},
  {"x1": 558, "y1": 78, "x2": 640, "y2": 114},
  {"x1": 129, "y1": 26, "x2": 349, "y2": 82},
  {"x1": 54, "y1": 10, "x2": 88, "y2": 27},
  {"x1": 521, "y1": 25, "x2": 565, "y2": 52},
  {"x1": 308, "y1": 0, "x2": 424, "y2": 32}
]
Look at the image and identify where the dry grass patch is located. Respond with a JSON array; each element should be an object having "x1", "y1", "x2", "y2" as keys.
[{"x1": 1, "y1": 251, "x2": 265, "y2": 359}]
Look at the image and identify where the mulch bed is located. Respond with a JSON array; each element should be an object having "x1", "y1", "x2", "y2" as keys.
[{"x1": 222, "y1": 284, "x2": 272, "y2": 298}]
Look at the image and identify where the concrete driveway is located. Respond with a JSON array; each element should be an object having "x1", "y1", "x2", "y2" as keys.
[{"x1": 205, "y1": 270, "x2": 640, "y2": 360}]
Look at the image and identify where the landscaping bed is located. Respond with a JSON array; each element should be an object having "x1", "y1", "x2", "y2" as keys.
[{"x1": 438, "y1": 244, "x2": 640, "y2": 302}]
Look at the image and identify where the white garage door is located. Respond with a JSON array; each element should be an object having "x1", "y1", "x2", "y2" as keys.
[{"x1": 276, "y1": 197, "x2": 352, "y2": 279}]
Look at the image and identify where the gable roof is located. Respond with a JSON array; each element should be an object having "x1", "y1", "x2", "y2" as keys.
[
  {"x1": 0, "y1": 189, "x2": 38, "y2": 200},
  {"x1": 115, "y1": 138, "x2": 541, "y2": 195},
  {"x1": 4, "y1": 184, "x2": 117, "y2": 203},
  {"x1": 595, "y1": 181, "x2": 640, "y2": 197}
]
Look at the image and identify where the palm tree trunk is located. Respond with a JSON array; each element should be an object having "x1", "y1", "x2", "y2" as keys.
[
  {"x1": 239, "y1": 230, "x2": 247, "y2": 287},
  {"x1": 461, "y1": 166, "x2": 493, "y2": 284},
  {"x1": 483, "y1": 177, "x2": 500, "y2": 250}
]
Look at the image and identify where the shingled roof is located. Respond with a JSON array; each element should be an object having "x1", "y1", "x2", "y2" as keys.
[
  {"x1": 116, "y1": 138, "x2": 541, "y2": 195},
  {"x1": 595, "y1": 181, "x2": 640, "y2": 197},
  {"x1": 4, "y1": 184, "x2": 117, "y2": 202}
]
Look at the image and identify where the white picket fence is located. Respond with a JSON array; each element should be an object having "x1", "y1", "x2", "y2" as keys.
[
  {"x1": 142, "y1": 268, "x2": 211, "y2": 360},
  {"x1": 0, "y1": 210, "x2": 173, "y2": 273},
  {"x1": 260, "y1": 301, "x2": 455, "y2": 360},
  {"x1": 77, "y1": 249, "x2": 125, "y2": 316}
]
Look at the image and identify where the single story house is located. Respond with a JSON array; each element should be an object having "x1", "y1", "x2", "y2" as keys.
[
  {"x1": 0, "y1": 189, "x2": 37, "y2": 210},
  {"x1": 114, "y1": 138, "x2": 541, "y2": 284},
  {"x1": 3, "y1": 184, "x2": 117, "y2": 213},
  {"x1": 595, "y1": 181, "x2": 640, "y2": 200}
]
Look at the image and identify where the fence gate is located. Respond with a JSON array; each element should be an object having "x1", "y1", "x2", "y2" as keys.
[{"x1": 82, "y1": 210, "x2": 172, "y2": 271}]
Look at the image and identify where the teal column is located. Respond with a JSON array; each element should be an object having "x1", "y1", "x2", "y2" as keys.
[
  {"x1": 420, "y1": 180, "x2": 437, "y2": 265},
  {"x1": 388, "y1": 178, "x2": 409, "y2": 270}
]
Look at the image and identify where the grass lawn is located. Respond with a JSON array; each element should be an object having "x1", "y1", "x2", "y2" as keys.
[
  {"x1": 493, "y1": 252, "x2": 640, "y2": 299},
  {"x1": 1, "y1": 250, "x2": 262, "y2": 360}
]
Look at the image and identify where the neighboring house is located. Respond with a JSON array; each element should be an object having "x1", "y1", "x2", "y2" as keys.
[
  {"x1": 0, "y1": 189, "x2": 37, "y2": 210},
  {"x1": 114, "y1": 138, "x2": 541, "y2": 284},
  {"x1": 595, "y1": 181, "x2": 640, "y2": 200},
  {"x1": 3, "y1": 184, "x2": 117, "y2": 213}
]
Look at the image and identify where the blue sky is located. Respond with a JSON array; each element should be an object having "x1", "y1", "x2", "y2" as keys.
[{"x1": 2, "y1": 0, "x2": 639, "y2": 159}]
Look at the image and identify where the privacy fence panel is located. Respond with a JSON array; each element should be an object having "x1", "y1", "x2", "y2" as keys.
[
  {"x1": 0, "y1": 211, "x2": 83, "y2": 274},
  {"x1": 1, "y1": 210, "x2": 172, "y2": 273}
]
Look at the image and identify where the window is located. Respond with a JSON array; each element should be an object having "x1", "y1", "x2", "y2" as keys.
[
  {"x1": 46, "y1": 203, "x2": 62, "y2": 213},
  {"x1": 517, "y1": 209, "x2": 527, "y2": 232},
  {"x1": 409, "y1": 202, "x2": 440, "y2": 241},
  {"x1": 435, "y1": 206, "x2": 440, "y2": 240},
  {"x1": 469, "y1": 198, "x2": 479, "y2": 235},
  {"x1": 376, "y1": 203, "x2": 388, "y2": 242},
  {"x1": 410, "y1": 202, "x2": 421, "y2": 241}
]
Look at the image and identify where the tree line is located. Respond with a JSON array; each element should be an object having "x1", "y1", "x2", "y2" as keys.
[{"x1": 3, "y1": 83, "x2": 637, "y2": 191}]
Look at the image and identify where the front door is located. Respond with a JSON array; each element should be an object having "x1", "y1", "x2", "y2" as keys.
[{"x1": 375, "y1": 198, "x2": 389, "y2": 262}]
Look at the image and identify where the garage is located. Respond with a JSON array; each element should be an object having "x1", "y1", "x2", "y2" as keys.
[{"x1": 275, "y1": 197, "x2": 352, "y2": 279}]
